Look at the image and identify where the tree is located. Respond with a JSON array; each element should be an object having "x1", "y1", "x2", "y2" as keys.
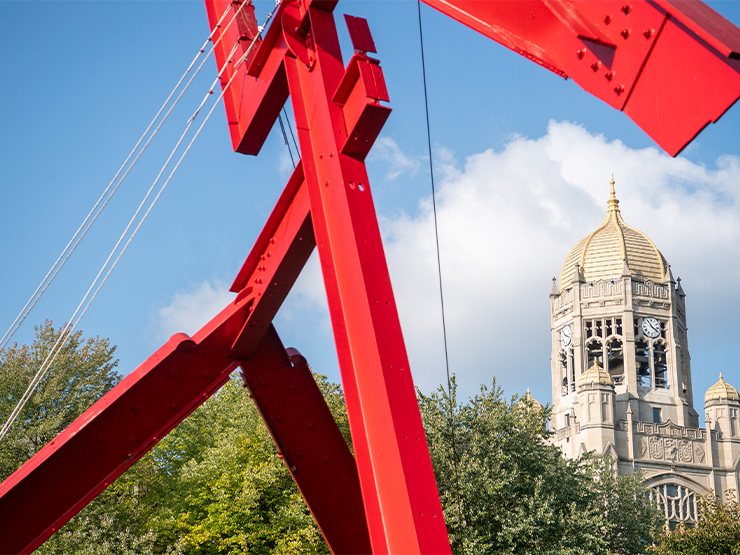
[
  {"x1": 0, "y1": 321, "x2": 120, "y2": 482},
  {"x1": 417, "y1": 377, "x2": 662, "y2": 555},
  {"x1": 589, "y1": 458, "x2": 664, "y2": 555},
  {"x1": 650, "y1": 491, "x2": 740, "y2": 555}
]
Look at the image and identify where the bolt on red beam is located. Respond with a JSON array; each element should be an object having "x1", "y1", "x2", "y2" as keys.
[{"x1": 420, "y1": 0, "x2": 740, "y2": 156}]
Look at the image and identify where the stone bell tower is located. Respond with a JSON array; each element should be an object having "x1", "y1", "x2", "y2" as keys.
[
  {"x1": 550, "y1": 176, "x2": 698, "y2": 462},
  {"x1": 546, "y1": 176, "x2": 740, "y2": 527}
]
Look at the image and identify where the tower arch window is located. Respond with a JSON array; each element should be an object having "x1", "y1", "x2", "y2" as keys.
[
  {"x1": 560, "y1": 350, "x2": 568, "y2": 396},
  {"x1": 601, "y1": 392, "x2": 611, "y2": 422},
  {"x1": 607, "y1": 338, "x2": 624, "y2": 385},
  {"x1": 636, "y1": 339, "x2": 651, "y2": 387},
  {"x1": 586, "y1": 339, "x2": 603, "y2": 368},
  {"x1": 560, "y1": 348, "x2": 575, "y2": 395},
  {"x1": 654, "y1": 340, "x2": 668, "y2": 389}
]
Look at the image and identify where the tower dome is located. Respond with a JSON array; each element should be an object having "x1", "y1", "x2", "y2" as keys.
[
  {"x1": 705, "y1": 373, "x2": 740, "y2": 403},
  {"x1": 578, "y1": 359, "x2": 614, "y2": 389},
  {"x1": 559, "y1": 176, "x2": 668, "y2": 288},
  {"x1": 518, "y1": 389, "x2": 544, "y2": 411}
]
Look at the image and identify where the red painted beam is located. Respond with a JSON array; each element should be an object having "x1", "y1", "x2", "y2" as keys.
[
  {"x1": 421, "y1": 0, "x2": 740, "y2": 156},
  {"x1": 205, "y1": 0, "x2": 289, "y2": 155},
  {"x1": 239, "y1": 325, "x2": 372, "y2": 554},
  {"x1": 207, "y1": 2, "x2": 451, "y2": 551},
  {"x1": 229, "y1": 162, "x2": 315, "y2": 358},
  {"x1": 280, "y1": 4, "x2": 451, "y2": 553},
  {"x1": 0, "y1": 163, "x2": 316, "y2": 555},
  {"x1": 0, "y1": 303, "x2": 250, "y2": 554}
]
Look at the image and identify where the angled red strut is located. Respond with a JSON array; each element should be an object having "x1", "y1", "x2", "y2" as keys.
[
  {"x1": 0, "y1": 2, "x2": 451, "y2": 553},
  {"x1": 207, "y1": 1, "x2": 451, "y2": 551},
  {"x1": 422, "y1": 0, "x2": 740, "y2": 156}
]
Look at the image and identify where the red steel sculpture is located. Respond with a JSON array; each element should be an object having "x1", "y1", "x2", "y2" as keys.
[{"x1": 1, "y1": 1, "x2": 739, "y2": 554}]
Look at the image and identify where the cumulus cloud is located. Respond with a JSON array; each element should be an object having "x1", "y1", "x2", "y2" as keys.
[
  {"x1": 152, "y1": 123, "x2": 740, "y2": 414},
  {"x1": 155, "y1": 279, "x2": 235, "y2": 341},
  {"x1": 368, "y1": 137, "x2": 422, "y2": 180},
  {"x1": 378, "y1": 121, "x2": 740, "y2": 405}
]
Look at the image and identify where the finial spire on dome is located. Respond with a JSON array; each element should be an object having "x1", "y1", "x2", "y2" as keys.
[{"x1": 607, "y1": 174, "x2": 620, "y2": 213}]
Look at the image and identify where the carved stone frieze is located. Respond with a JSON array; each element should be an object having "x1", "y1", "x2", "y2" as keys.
[
  {"x1": 634, "y1": 420, "x2": 706, "y2": 441},
  {"x1": 649, "y1": 436, "x2": 664, "y2": 459},
  {"x1": 632, "y1": 280, "x2": 669, "y2": 300},
  {"x1": 580, "y1": 280, "x2": 623, "y2": 299},
  {"x1": 632, "y1": 421, "x2": 711, "y2": 464},
  {"x1": 694, "y1": 443, "x2": 705, "y2": 463},
  {"x1": 679, "y1": 440, "x2": 693, "y2": 463},
  {"x1": 664, "y1": 438, "x2": 678, "y2": 461}
]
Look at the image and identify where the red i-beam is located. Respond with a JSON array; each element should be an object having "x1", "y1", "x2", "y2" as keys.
[
  {"x1": 0, "y1": 1, "x2": 450, "y2": 554},
  {"x1": 211, "y1": 1, "x2": 451, "y2": 551}
]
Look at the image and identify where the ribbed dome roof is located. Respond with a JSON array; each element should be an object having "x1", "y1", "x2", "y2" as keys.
[
  {"x1": 578, "y1": 359, "x2": 614, "y2": 389},
  {"x1": 559, "y1": 176, "x2": 668, "y2": 289},
  {"x1": 705, "y1": 373, "x2": 740, "y2": 403},
  {"x1": 518, "y1": 389, "x2": 544, "y2": 411}
]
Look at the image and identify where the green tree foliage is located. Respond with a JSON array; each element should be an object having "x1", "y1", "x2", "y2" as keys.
[
  {"x1": 3, "y1": 324, "x2": 667, "y2": 554},
  {"x1": 0, "y1": 321, "x2": 119, "y2": 482},
  {"x1": 417, "y1": 377, "x2": 663, "y2": 555},
  {"x1": 36, "y1": 373, "x2": 345, "y2": 555},
  {"x1": 650, "y1": 491, "x2": 740, "y2": 555}
]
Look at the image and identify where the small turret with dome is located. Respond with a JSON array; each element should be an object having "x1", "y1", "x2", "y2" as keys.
[
  {"x1": 705, "y1": 373, "x2": 740, "y2": 440},
  {"x1": 518, "y1": 389, "x2": 544, "y2": 412},
  {"x1": 559, "y1": 175, "x2": 669, "y2": 289},
  {"x1": 578, "y1": 358, "x2": 614, "y2": 389},
  {"x1": 705, "y1": 373, "x2": 740, "y2": 404}
]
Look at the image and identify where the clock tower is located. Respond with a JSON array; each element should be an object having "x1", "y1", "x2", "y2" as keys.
[{"x1": 549, "y1": 177, "x2": 740, "y2": 526}]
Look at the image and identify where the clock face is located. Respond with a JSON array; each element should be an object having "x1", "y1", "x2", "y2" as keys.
[
  {"x1": 560, "y1": 325, "x2": 572, "y2": 346},
  {"x1": 642, "y1": 317, "x2": 661, "y2": 339}
]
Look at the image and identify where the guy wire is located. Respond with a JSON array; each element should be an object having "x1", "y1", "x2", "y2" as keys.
[{"x1": 417, "y1": 0, "x2": 463, "y2": 522}]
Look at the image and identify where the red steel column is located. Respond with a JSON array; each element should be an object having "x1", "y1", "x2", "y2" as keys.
[{"x1": 282, "y1": 4, "x2": 451, "y2": 554}]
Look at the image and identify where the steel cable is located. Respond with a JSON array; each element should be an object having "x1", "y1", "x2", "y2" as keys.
[
  {"x1": 0, "y1": 2, "x2": 277, "y2": 443},
  {"x1": 0, "y1": 0, "x2": 247, "y2": 355},
  {"x1": 417, "y1": 0, "x2": 464, "y2": 525}
]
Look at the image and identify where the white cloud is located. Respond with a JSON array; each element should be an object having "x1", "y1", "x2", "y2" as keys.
[
  {"x1": 378, "y1": 121, "x2": 740, "y2": 405},
  {"x1": 155, "y1": 279, "x2": 235, "y2": 342},
  {"x1": 165, "y1": 124, "x2": 740, "y2": 415},
  {"x1": 368, "y1": 137, "x2": 422, "y2": 180}
]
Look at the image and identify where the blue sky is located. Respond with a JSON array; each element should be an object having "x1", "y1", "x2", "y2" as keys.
[{"x1": 1, "y1": 1, "x2": 740, "y2": 423}]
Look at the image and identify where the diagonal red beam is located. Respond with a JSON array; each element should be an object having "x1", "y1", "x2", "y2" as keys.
[
  {"x1": 279, "y1": 4, "x2": 451, "y2": 553},
  {"x1": 0, "y1": 304, "x2": 249, "y2": 554},
  {"x1": 421, "y1": 0, "x2": 740, "y2": 156},
  {"x1": 239, "y1": 325, "x2": 372, "y2": 554},
  {"x1": 205, "y1": 1, "x2": 452, "y2": 551},
  {"x1": 0, "y1": 162, "x2": 315, "y2": 555}
]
